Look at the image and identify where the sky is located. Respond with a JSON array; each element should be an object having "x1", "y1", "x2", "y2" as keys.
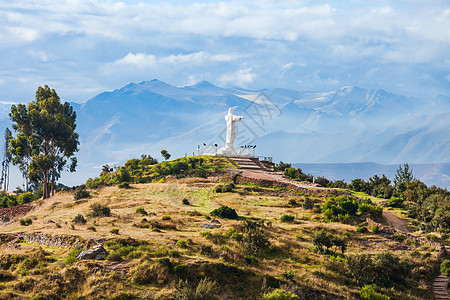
[{"x1": 1, "y1": 0, "x2": 450, "y2": 104}]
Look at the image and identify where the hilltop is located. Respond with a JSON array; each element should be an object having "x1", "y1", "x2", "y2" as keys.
[
  {"x1": 0, "y1": 79, "x2": 449, "y2": 188},
  {"x1": 0, "y1": 156, "x2": 448, "y2": 299}
]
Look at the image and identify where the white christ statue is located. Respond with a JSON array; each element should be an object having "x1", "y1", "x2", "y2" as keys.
[{"x1": 218, "y1": 107, "x2": 244, "y2": 155}]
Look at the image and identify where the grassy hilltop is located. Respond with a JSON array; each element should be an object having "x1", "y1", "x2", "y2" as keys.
[{"x1": 0, "y1": 156, "x2": 448, "y2": 299}]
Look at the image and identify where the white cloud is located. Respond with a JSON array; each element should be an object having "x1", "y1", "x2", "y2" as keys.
[
  {"x1": 112, "y1": 53, "x2": 157, "y2": 69},
  {"x1": 219, "y1": 68, "x2": 256, "y2": 86},
  {"x1": 1, "y1": 0, "x2": 450, "y2": 101}
]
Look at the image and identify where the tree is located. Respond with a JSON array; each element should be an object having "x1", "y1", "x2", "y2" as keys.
[
  {"x1": 161, "y1": 149, "x2": 171, "y2": 161},
  {"x1": 0, "y1": 128, "x2": 12, "y2": 191},
  {"x1": 9, "y1": 85, "x2": 79, "y2": 199},
  {"x1": 394, "y1": 163, "x2": 414, "y2": 194}
]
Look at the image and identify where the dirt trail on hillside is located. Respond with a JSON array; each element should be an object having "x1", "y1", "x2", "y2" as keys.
[{"x1": 382, "y1": 210, "x2": 413, "y2": 233}]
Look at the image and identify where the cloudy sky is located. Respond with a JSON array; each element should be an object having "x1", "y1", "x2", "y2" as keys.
[{"x1": 1, "y1": 0, "x2": 449, "y2": 103}]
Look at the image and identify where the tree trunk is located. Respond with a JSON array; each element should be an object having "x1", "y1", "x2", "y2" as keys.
[
  {"x1": 43, "y1": 171, "x2": 49, "y2": 199},
  {"x1": 51, "y1": 167, "x2": 55, "y2": 196}
]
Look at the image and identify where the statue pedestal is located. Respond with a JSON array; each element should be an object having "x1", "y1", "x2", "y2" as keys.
[{"x1": 217, "y1": 147, "x2": 239, "y2": 156}]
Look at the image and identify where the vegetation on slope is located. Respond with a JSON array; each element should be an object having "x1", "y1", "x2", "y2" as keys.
[{"x1": 86, "y1": 155, "x2": 235, "y2": 188}]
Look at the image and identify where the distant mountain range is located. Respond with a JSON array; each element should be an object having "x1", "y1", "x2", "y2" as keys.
[{"x1": 0, "y1": 79, "x2": 449, "y2": 188}]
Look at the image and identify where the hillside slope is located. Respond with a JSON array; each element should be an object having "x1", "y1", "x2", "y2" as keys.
[{"x1": 0, "y1": 166, "x2": 445, "y2": 299}]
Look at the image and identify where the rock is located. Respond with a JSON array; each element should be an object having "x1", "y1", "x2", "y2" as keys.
[
  {"x1": 1, "y1": 215, "x2": 10, "y2": 224},
  {"x1": 77, "y1": 245, "x2": 108, "y2": 260},
  {"x1": 210, "y1": 219, "x2": 220, "y2": 224},
  {"x1": 201, "y1": 224, "x2": 221, "y2": 229}
]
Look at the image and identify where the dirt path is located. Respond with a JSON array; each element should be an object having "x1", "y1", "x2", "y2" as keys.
[
  {"x1": 381, "y1": 211, "x2": 448, "y2": 299},
  {"x1": 382, "y1": 210, "x2": 413, "y2": 233}
]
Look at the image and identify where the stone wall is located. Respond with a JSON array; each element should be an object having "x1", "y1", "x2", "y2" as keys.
[
  {"x1": 4, "y1": 232, "x2": 101, "y2": 250},
  {"x1": 235, "y1": 176, "x2": 353, "y2": 197}
]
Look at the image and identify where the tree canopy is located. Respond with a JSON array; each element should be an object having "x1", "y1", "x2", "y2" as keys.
[{"x1": 9, "y1": 85, "x2": 79, "y2": 198}]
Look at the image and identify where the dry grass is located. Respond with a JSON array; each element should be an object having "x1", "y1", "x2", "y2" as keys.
[{"x1": 0, "y1": 178, "x2": 439, "y2": 299}]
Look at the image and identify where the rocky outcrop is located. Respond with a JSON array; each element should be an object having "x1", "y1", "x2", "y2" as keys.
[
  {"x1": 77, "y1": 245, "x2": 108, "y2": 260},
  {"x1": 201, "y1": 224, "x2": 221, "y2": 229}
]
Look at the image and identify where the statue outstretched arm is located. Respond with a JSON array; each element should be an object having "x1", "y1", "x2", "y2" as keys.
[{"x1": 233, "y1": 116, "x2": 244, "y2": 121}]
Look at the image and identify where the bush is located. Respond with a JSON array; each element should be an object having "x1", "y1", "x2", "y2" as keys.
[
  {"x1": 65, "y1": 248, "x2": 83, "y2": 265},
  {"x1": 210, "y1": 206, "x2": 238, "y2": 220},
  {"x1": 176, "y1": 240, "x2": 187, "y2": 248},
  {"x1": 73, "y1": 214, "x2": 87, "y2": 224},
  {"x1": 239, "y1": 220, "x2": 271, "y2": 255},
  {"x1": 19, "y1": 218, "x2": 32, "y2": 226},
  {"x1": 371, "y1": 225, "x2": 380, "y2": 233},
  {"x1": 87, "y1": 203, "x2": 111, "y2": 218},
  {"x1": 214, "y1": 183, "x2": 234, "y2": 193},
  {"x1": 280, "y1": 214, "x2": 295, "y2": 223},
  {"x1": 110, "y1": 228, "x2": 119, "y2": 234},
  {"x1": 263, "y1": 289, "x2": 299, "y2": 300},
  {"x1": 162, "y1": 215, "x2": 171, "y2": 221},
  {"x1": 73, "y1": 186, "x2": 90, "y2": 200},
  {"x1": 360, "y1": 285, "x2": 390, "y2": 300},
  {"x1": 311, "y1": 229, "x2": 347, "y2": 254},
  {"x1": 173, "y1": 277, "x2": 219, "y2": 300},
  {"x1": 135, "y1": 208, "x2": 147, "y2": 215},
  {"x1": 441, "y1": 259, "x2": 450, "y2": 277},
  {"x1": 387, "y1": 197, "x2": 403, "y2": 208},
  {"x1": 302, "y1": 198, "x2": 314, "y2": 209},
  {"x1": 347, "y1": 252, "x2": 410, "y2": 287},
  {"x1": 357, "y1": 226, "x2": 367, "y2": 233},
  {"x1": 182, "y1": 198, "x2": 190, "y2": 205},
  {"x1": 118, "y1": 182, "x2": 130, "y2": 189},
  {"x1": 288, "y1": 199, "x2": 297, "y2": 207}
]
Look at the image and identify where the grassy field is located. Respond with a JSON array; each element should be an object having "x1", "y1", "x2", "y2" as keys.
[{"x1": 0, "y1": 175, "x2": 445, "y2": 299}]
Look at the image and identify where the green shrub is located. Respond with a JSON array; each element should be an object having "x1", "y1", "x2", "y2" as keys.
[
  {"x1": 357, "y1": 226, "x2": 367, "y2": 233},
  {"x1": 173, "y1": 277, "x2": 219, "y2": 300},
  {"x1": 360, "y1": 285, "x2": 390, "y2": 300},
  {"x1": 280, "y1": 270, "x2": 295, "y2": 280},
  {"x1": 214, "y1": 183, "x2": 235, "y2": 193},
  {"x1": 162, "y1": 215, "x2": 171, "y2": 221},
  {"x1": 87, "y1": 203, "x2": 111, "y2": 218},
  {"x1": 118, "y1": 182, "x2": 130, "y2": 189},
  {"x1": 387, "y1": 197, "x2": 403, "y2": 208},
  {"x1": 311, "y1": 229, "x2": 347, "y2": 254},
  {"x1": 87, "y1": 226, "x2": 96, "y2": 232},
  {"x1": 17, "y1": 192, "x2": 35, "y2": 205},
  {"x1": 110, "y1": 228, "x2": 119, "y2": 234},
  {"x1": 239, "y1": 220, "x2": 271, "y2": 255},
  {"x1": 182, "y1": 198, "x2": 190, "y2": 205},
  {"x1": 19, "y1": 218, "x2": 32, "y2": 226},
  {"x1": 347, "y1": 252, "x2": 410, "y2": 287},
  {"x1": 263, "y1": 289, "x2": 299, "y2": 300},
  {"x1": 302, "y1": 197, "x2": 314, "y2": 209},
  {"x1": 210, "y1": 206, "x2": 238, "y2": 220},
  {"x1": 135, "y1": 208, "x2": 147, "y2": 215},
  {"x1": 65, "y1": 248, "x2": 83, "y2": 265},
  {"x1": 371, "y1": 225, "x2": 380, "y2": 233},
  {"x1": 73, "y1": 186, "x2": 91, "y2": 200},
  {"x1": 288, "y1": 199, "x2": 297, "y2": 207},
  {"x1": 441, "y1": 259, "x2": 450, "y2": 277},
  {"x1": 73, "y1": 214, "x2": 87, "y2": 224},
  {"x1": 280, "y1": 214, "x2": 295, "y2": 223},
  {"x1": 176, "y1": 240, "x2": 187, "y2": 248}
]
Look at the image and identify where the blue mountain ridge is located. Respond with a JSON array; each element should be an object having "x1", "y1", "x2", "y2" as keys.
[{"x1": 0, "y1": 79, "x2": 448, "y2": 188}]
